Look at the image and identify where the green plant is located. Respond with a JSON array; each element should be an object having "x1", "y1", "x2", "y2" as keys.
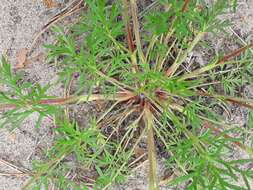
[
  {"x1": 1, "y1": 0, "x2": 253, "y2": 189},
  {"x1": 0, "y1": 56, "x2": 59, "y2": 129}
]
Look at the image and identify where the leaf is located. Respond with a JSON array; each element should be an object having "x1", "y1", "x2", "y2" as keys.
[
  {"x1": 248, "y1": 110, "x2": 253, "y2": 128},
  {"x1": 232, "y1": 0, "x2": 238, "y2": 12},
  {"x1": 15, "y1": 48, "x2": 28, "y2": 69},
  {"x1": 169, "y1": 172, "x2": 195, "y2": 186},
  {"x1": 43, "y1": 0, "x2": 56, "y2": 8}
]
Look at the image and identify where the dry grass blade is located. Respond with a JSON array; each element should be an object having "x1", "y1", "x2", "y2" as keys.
[
  {"x1": 129, "y1": 152, "x2": 147, "y2": 168},
  {"x1": 0, "y1": 172, "x2": 29, "y2": 177},
  {"x1": 228, "y1": 27, "x2": 253, "y2": 54},
  {"x1": 225, "y1": 97, "x2": 253, "y2": 109},
  {"x1": 28, "y1": 0, "x2": 86, "y2": 55},
  {"x1": 0, "y1": 159, "x2": 31, "y2": 176},
  {"x1": 96, "y1": 101, "x2": 122, "y2": 123}
]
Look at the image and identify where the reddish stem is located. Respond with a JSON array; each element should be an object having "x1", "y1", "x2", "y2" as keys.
[
  {"x1": 0, "y1": 91, "x2": 135, "y2": 111},
  {"x1": 0, "y1": 96, "x2": 76, "y2": 111},
  {"x1": 225, "y1": 97, "x2": 253, "y2": 109},
  {"x1": 181, "y1": 0, "x2": 191, "y2": 12},
  {"x1": 126, "y1": 23, "x2": 135, "y2": 53},
  {"x1": 218, "y1": 43, "x2": 253, "y2": 64},
  {"x1": 123, "y1": 0, "x2": 135, "y2": 52},
  {"x1": 197, "y1": 91, "x2": 253, "y2": 109},
  {"x1": 39, "y1": 97, "x2": 75, "y2": 105}
]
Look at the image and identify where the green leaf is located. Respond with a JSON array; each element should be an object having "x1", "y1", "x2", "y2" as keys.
[{"x1": 169, "y1": 172, "x2": 196, "y2": 186}]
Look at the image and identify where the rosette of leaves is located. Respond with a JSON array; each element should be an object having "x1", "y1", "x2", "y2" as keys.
[{"x1": 1, "y1": 0, "x2": 253, "y2": 189}]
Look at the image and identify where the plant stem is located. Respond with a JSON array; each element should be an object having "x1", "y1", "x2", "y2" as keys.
[
  {"x1": 0, "y1": 92, "x2": 135, "y2": 111},
  {"x1": 203, "y1": 122, "x2": 253, "y2": 156},
  {"x1": 102, "y1": 126, "x2": 146, "y2": 190},
  {"x1": 197, "y1": 91, "x2": 253, "y2": 109},
  {"x1": 166, "y1": 31, "x2": 205, "y2": 77},
  {"x1": 144, "y1": 102, "x2": 159, "y2": 190},
  {"x1": 130, "y1": 0, "x2": 145, "y2": 64},
  {"x1": 167, "y1": 103, "x2": 253, "y2": 156},
  {"x1": 218, "y1": 42, "x2": 253, "y2": 64},
  {"x1": 181, "y1": 0, "x2": 191, "y2": 12},
  {"x1": 179, "y1": 43, "x2": 253, "y2": 81},
  {"x1": 22, "y1": 148, "x2": 72, "y2": 190},
  {"x1": 122, "y1": 0, "x2": 135, "y2": 53},
  {"x1": 94, "y1": 67, "x2": 134, "y2": 91},
  {"x1": 122, "y1": 0, "x2": 139, "y2": 74},
  {"x1": 178, "y1": 59, "x2": 251, "y2": 81}
]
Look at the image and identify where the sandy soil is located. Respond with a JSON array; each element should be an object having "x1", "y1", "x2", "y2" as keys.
[
  {"x1": 0, "y1": 1, "x2": 66, "y2": 189},
  {"x1": 0, "y1": 0, "x2": 253, "y2": 190}
]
